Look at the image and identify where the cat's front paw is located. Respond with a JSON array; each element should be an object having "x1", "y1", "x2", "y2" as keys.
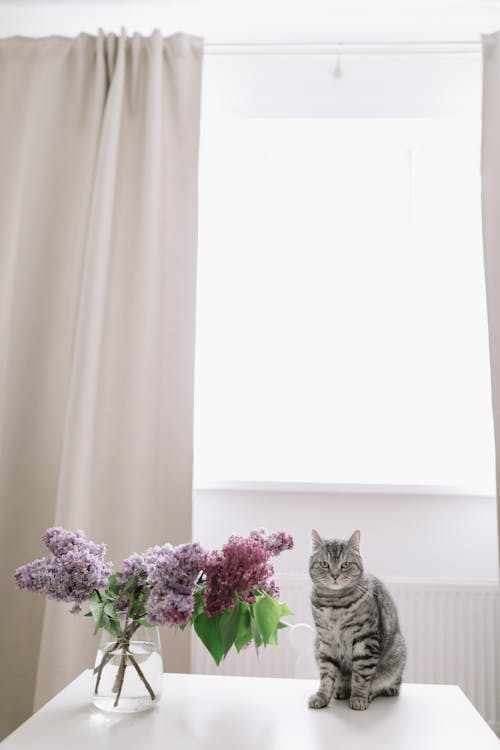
[
  {"x1": 350, "y1": 695, "x2": 369, "y2": 711},
  {"x1": 309, "y1": 692, "x2": 329, "y2": 709}
]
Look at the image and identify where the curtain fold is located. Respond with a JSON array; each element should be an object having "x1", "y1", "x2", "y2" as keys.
[
  {"x1": 482, "y1": 31, "x2": 500, "y2": 572},
  {"x1": 0, "y1": 30, "x2": 202, "y2": 738}
]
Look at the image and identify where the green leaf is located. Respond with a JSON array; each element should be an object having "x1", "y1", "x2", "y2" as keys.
[
  {"x1": 265, "y1": 629, "x2": 278, "y2": 646},
  {"x1": 236, "y1": 602, "x2": 251, "y2": 631},
  {"x1": 89, "y1": 600, "x2": 105, "y2": 635},
  {"x1": 235, "y1": 630, "x2": 253, "y2": 652},
  {"x1": 233, "y1": 601, "x2": 252, "y2": 652},
  {"x1": 235, "y1": 612, "x2": 253, "y2": 652},
  {"x1": 104, "y1": 601, "x2": 117, "y2": 620},
  {"x1": 123, "y1": 577, "x2": 137, "y2": 593},
  {"x1": 250, "y1": 616, "x2": 263, "y2": 653},
  {"x1": 219, "y1": 604, "x2": 242, "y2": 658},
  {"x1": 253, "y1": 595, "x2": 282, "y2": 646},
  {"x1": 103, "y1": 614, "x2": 122, "y2": 638},
  {"x1": 279, "y1": 602, "x2": 294, "y2": 617},
  {"x1": 194, "y1": 613, "x2": 225, "y2": 666}
]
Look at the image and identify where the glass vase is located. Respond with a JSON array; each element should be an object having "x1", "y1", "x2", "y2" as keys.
[{"x1": 92, "y1": 618, "x2": 163, "y2": 713}]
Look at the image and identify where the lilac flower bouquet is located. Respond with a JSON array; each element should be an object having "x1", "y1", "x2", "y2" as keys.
[{"x1": 15, "y1": 526, "x2": 294, "y2": 709}]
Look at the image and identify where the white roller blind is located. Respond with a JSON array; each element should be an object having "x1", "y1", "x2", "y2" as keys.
[{"x1": 194, "y1": 114, "x2": 495, "y2": 492}]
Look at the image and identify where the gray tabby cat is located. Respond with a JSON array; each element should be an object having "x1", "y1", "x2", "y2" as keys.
[{"x1": 309, "y1": 529, "x2": 406, "y2": 711}]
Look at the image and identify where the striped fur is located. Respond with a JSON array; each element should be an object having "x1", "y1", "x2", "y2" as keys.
[{"x1": 308, "y1": 530, "x2": 406, "y2": 711}]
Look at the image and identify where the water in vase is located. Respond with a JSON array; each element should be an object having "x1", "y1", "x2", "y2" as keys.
[{"x1": 93, "y1": 641, "x2": 163, "y2": 713}]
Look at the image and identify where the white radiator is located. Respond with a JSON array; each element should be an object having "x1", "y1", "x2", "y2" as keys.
[{"x1": 190, "y1": 576, "x2": 500, "y2": 732}]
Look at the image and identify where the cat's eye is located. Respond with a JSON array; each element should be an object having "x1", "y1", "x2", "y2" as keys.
[
  {"x1": 341, "y1": 562, "x2": 351, "y2": 570},
  {"x1": 319, "y1": 561, "x2": 329, "y2": 569}
]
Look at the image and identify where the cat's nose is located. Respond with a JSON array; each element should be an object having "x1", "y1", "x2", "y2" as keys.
[{"x1": 332, "y1": 574, "x2": 339, "y2": 581}]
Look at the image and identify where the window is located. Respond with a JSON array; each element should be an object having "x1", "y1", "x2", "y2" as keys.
[{"x1": 193, "y1": 50, "x2": 495, "y2": 493}]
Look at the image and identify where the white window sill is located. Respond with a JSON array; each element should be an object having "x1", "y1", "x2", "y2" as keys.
[{"x1": 192, "y1": 480, "x2": 496, "y2": 499}]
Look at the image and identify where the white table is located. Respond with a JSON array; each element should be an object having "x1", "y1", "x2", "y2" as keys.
[{"x1": 1, "y1": 672, "x2": 499, "y2": 749}]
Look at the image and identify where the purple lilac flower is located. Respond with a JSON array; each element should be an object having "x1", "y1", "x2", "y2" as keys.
[
  {"x1": 43, "y1": 527, "x2": 107, "y2": 559},
  {"x1": 204, "y1": 535, "x2": 273, "y2": 617},
  {"x1": 146, "y1": 542, "x2": 207, "y2": 627},
  {"x1": 14, "y1": 527, "x2": 112, "y2": 614},
  {"x1": 261, "y1": 578, "x2": 280, "y2": 598},
  {"x1": 249, "y1": 528, "x2": 294, "y2": 556},
  {"x1": 147, "y1": 591, "x2": 195, "y2": 627},
  {"x1": 118, "y1": 553, "x2": 150, "y2": 585},
  {"x1": 117, "y1": 543, "x2": 174, "y2": 587}
]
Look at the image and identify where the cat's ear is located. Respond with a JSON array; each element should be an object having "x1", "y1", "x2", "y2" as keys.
[
  {"x1": 312, "y1": 529, "x2": 323, "y2": 550},
  {"x1": 348, "y1": 529, "x2": 361, "y2": 550}
]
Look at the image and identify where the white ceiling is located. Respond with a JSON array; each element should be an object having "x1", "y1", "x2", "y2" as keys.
[{"x1": 0, "y1": 0, "x2": 500, "y2": 43}]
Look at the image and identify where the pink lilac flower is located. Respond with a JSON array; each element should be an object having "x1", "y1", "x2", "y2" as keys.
[
  {"x1": 203, "y1": 535, "x2": 273, "y2": 617},
  {"x1": 146, "y1": 542, "x2": 207, "y2": 627},
  {"x1": 203, "y1": 529, "x2": 294, "y2": 617},
  {"x1": 14, "y1": 527, "x2": 112, "y2": 614}
]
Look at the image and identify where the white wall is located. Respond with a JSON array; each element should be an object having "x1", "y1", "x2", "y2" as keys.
[{"x1": 193, "y1": 487, "x2": 499, "y2": 583}]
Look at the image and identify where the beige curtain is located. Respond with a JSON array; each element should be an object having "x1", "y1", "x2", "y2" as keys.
[
  {"x1": 482, "y1": 31, "x2": 500, "y2": 570},
  {"x1": 0, "y1": 30, "x2": 202, "y2": 738}
]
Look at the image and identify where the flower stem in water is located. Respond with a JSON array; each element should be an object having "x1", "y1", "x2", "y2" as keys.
[
  {"x1": 128, "y1": 653, "x2": 156, "y2": 701},
  {"x1": 113, "y1": 653, "x2": 128, "y2": 707}
]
